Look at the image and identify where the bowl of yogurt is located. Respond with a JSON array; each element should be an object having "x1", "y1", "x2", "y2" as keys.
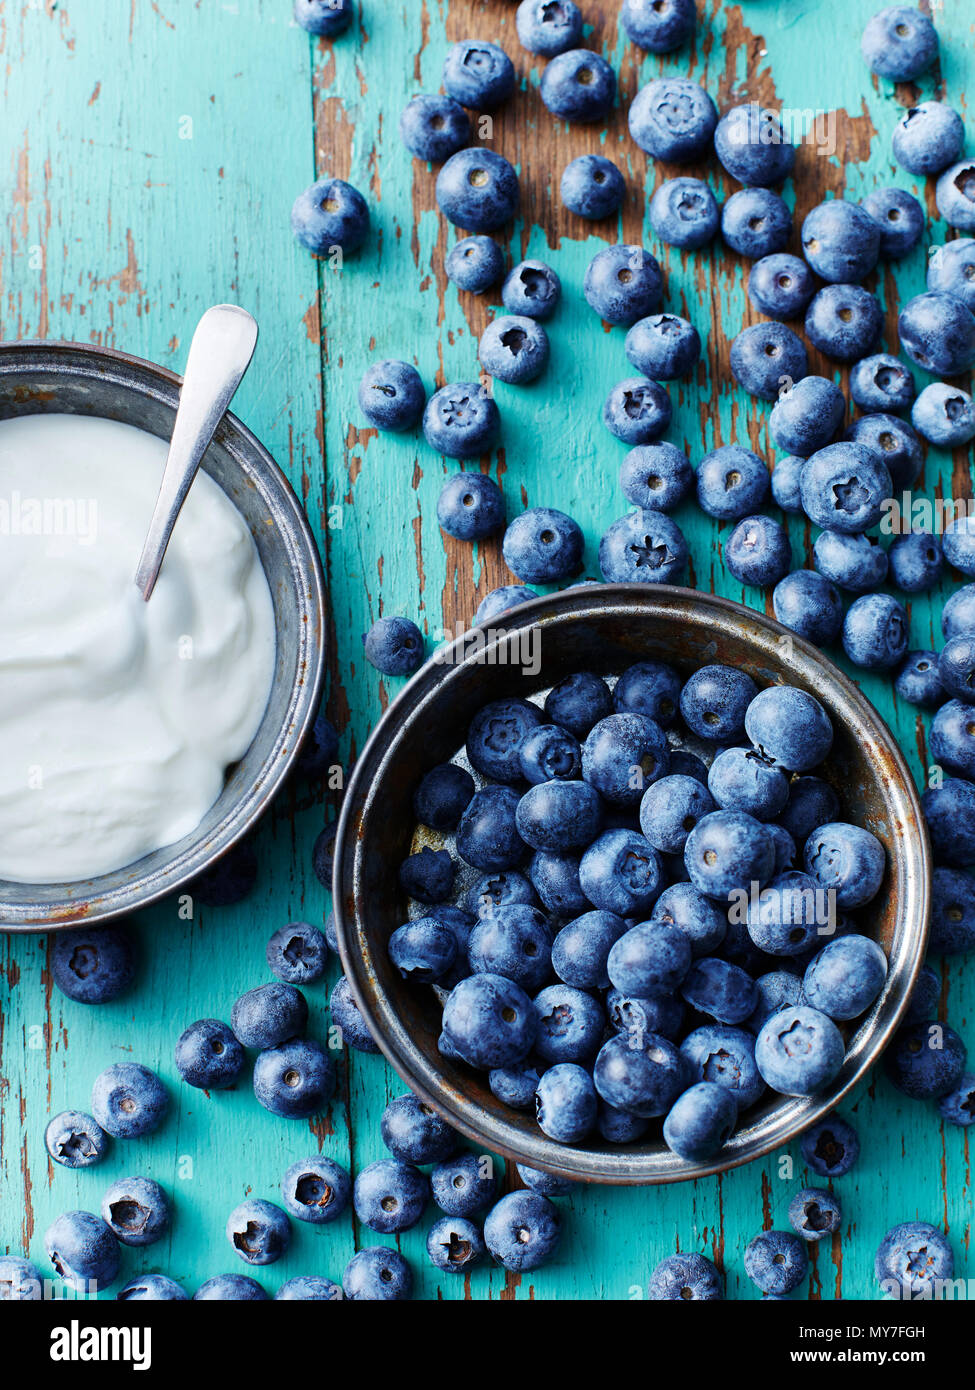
[{"x1": 0, "y1": 340, "x2": 325, "y2": 929}]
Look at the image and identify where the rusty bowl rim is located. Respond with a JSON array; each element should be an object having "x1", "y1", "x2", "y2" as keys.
[
  {"x1": 334, "y1": 584, "x2": 930, "y2": 1185},
  {"x1": 0, "y1": 338, "x2": 326, "y2": 932}
]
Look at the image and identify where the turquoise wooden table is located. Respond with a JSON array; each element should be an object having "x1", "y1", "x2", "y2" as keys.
[{"x1": 0, "y1": 0, "x2": 972, "y2": 1301}]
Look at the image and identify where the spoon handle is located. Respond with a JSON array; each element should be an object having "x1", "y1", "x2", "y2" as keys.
[{"x1": 134, "y1": 304, "x2": 259, "y2": 601}]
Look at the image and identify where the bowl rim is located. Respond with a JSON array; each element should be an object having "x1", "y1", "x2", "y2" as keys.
[
  {"x1": 334, "y1": 583, "x2": 931, "y2": 1185},
  {"x1": 0, "y1": 337, "x2": 326, "y2": 931}
]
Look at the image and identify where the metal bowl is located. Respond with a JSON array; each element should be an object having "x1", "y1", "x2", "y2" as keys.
[
  {"x1": 334, "y1": 585, "x2": 930, "y2": 1184},
  {"x1": 0, "y1": 340, "x2": 325, "y2": 931}
]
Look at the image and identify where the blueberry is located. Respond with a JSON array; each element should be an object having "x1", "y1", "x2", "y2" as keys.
[
  {"x1": 628, "y1": 77, "x2": 716, "y2": 161},
  {"x1": 442, "y1": 40, "x2": 515, "y2": 110},
  {"x1": 467, "y1": 903, "x2": 554, "y2": 990},
  {"x1": 282, "y1": 1155, "x2": 351, "y2": 1224},
  {"x1": 744, "y1": 686, "x2": 833, "y2": 772},
  {"x1": 639, "y1": 775, "x2": 716, "y2": 856},
  {"x1": 607, "y1": 920, "x2": 691, "y2": 999},
  {"x1": 518, "y1": 725, "x2": 582, "y2": 784},
  {"x1": 748, "y1": 971, "x2": 805, "y2": 1032},
  {"x1": 426, "y1": 1215, "x2": 485, "y2": 1275},
  {"x1": 846, "y1": 411, "x2": 922, "y2": 491},
  {"x1": 45, "y1": 1210, "x2": 119, "y2": 1292},
  {"x1": 814, "y1": 530, "x2": 887, "y2": 594},
  {"x1": 748, "y1": 254, "x2": 815, "y2": 321},
  {"x1": 357, "y1": 360, "x2": 425, "y2": 432},
  {"x1": 800, "y1": 441, "x2": 891, "y2": 535},
  {"x1": 442, "y1": 973, "x2": 536, "y2": 1069},
  {"x1": 467, "y1": 697, "x2": 542, "y2": 782},
  {"x1": 937, "y1": 159, "x2": 975, "y2": 231},
  {"x1": 502, "y1": 259, "x2": 561, "y2": 320},
  {"x1": 593, "y1": 1029, "x2": 685, "y2": 1117},
  {"x1": 730, "y1": 323, "x2": 808, "y2": 402},
  {"x1": 515, "y1": 0, "x2": 583, "y2": 56},
  {"x1": 769, "y1": 376, "x2": 845, "y2": 458},
  {"x1": 603, "y1": 376, "x2": 672, "y2": 444},
  {"x1": 803, "y1": 934, "x2": 887, "y2": 1021},
  {"x1": 725, "y1": 514, "x2": 791, "y2": 588},
  {"x1": 767, "y1": 825, "x2": 797, "y2": 875},
  {"x1": 649, "y1": 177, "x2": 719, "y2": 250},
  {"x1": 680, "y1": 1024, "x2": 765, "y2": 1108},
  {"x1": 944, "y1": 517, "x2": 975, "y2": 577},
  {"x1": 875, "y1": 1221, "x2": 953, "y2": 1300},
  {"x1": 414, "y1": 762, "x2": 476, "y2": 831},
  {"x1": 755, "y1": 1005, "x2": 845, "y2": 1095},
  {"x1": 544, "y1": 671, "x2": 612, "y2": 737},
  {"x1": 91, "y1": 1063, "x2": 167, "y2": 1139},
  {"x1": 771, "y1": 454, "x2": 806, "y2": 514},
  {"x1": 266, "y1": 921, "x2": 328, "y2": 986},
  {"x1": 194, "y1": 1273, "x2": 270, "y2": 1301},
  {"x1": 804, "y1": 821, "x2": 885, "y2": 908},
  {"x1": 667, "y1": 750, "x2": 710, "y2": 785},
  {"x1": 862, "y1": 4, "x2": 938, "y2": 78},
  {"x1": 329, "y1": 974, "x2": 380, "y2": 1053},
  {"x1": 363, "y1": 616, "x2": 424, "y2": 676},
  {"x1": 841, "y1": 593, "x2": 909, "y2": 670},
  {"x1": 943, "y1": 583, "x2": 975, "y2": 637},
  {"x1": 540, "y1": 48, "x2": 615, "y2": 123},
  {"x1": 744, "y1": 1229, "x2": 809, "y2": 1294},
  {"x1": 894, "y1": 101, "x2": 964, "y2": 176},
  {"x1": 51, "y1": 923, "x2": 136, "y2": 1005},
  {"x1": 582, "y1": 712, "x2": 669, "y2": 804},
  {"x1": 560, "y1": 154, "x2": 625, "y2": 220},
  {"x1": 598, "y1": 509, "x2": 688, "y2": 584},
  {"x1": 458, "y1": 786, "x2": 529, "y2": 870},
  {"x1": 101, "y1": 1175, "x2": 170, "y2": 1248},
  {"x1": 897, "y1": 650, "x2": 944, "y2": 709},
  {"x1": 437, "y1": 471, "x2": 505, "y2": 544},
  {"x1": 651, "y1": 882, "x2": 728, "y2": 956},
  {"x1": 772, "y1": 569, "x2": 843, "y2": 645},
  {"x1": 931, "y1": 697, "x2": 975, "y2": 776},
  {"x1": 745, "y1": 871, "x2": 827, "y2": 956},
  {"x1": 923, "y1": 778, "x2": 975, "y2": 866},
  {"x1": 850, "y1": 353, "x2": 916, "y2": 414},
  {"x1": 912, "y1": 382, "x2": 975, "y2": 448},
  {"x1": 253, "y1": 1038, "x2": 335, "y2": 1119},
  {"x1": 800, "y1": 1114, "x2": 859, "y2": 1176},
  {"x1": 583, "y1": 244, "x2": 663, "y2": 326},
  {"x1": 930, "y1": 865, "x2": 975, "y2": 953},
  {"x1": 889, "y1": 531, "x2": 943, "y2": 595},
  {"x1": 898, "y1": 291, "x2": 975, "y2": 375},
  {"x1": 484, "y1": 1191, "x2": 560, "y2": 1270},
  {"x1": 490, "y1": 1063, "x2": 541, "y2": 1109},
  {"x1": 398, "y1": 847, "x2": 454, "y2": 906},
  {"x1": 695, "y1": 444, "x2": 771, "y2": 517},
  {"x1": 479, "y1": 314, "x2": 550, "y2": 385},
  {"x1": 430, "y1": 1151, "x2": 498, "y2": 1215},
  {"x1": 663, "y1": 1081, "x2": 737, "y2": 1161},
  {"x1": 804, "y1": 284, "x2": 883, "y2": 362},
  {"x1": 614, "y1": 660, "x2": 682, "y2": 726},
  {"x1": 389, "y1": 917, "x2": 458, "y2": 982},
  {"x1": 685, "y1": 810, "x2": 775, "y2": 902},
  {"x1": 294, "y1": 0, "x2": 352, "y2": 37},
  {"x1": 343, "y1": 1246, "x2": 412, "y2": 1301},
  {"x1": 714, "y1": 104, "x2": 795, "y2": 187},
  {"x1": 231, "y1": 982, "x2": 307, "y2": 1049},
  {"x1": 801, "y1": 199, "x2": 880, "y2": 282},
  {"x1": 291, "y1": 177, "x2": 369, "y2": 255},
  {"x1": 275, "y1": 1276, "x2": 342, "y2": 1301},
  {"x1": 226, "y1": 1199, "x2": 291, "y2": 1268},
  {"x1": 529, "y1": 850, "x2": 590, "y2": 917},
  {"x1": 475, "y1": 584, "x2": 538, "y2": 626},
  {"x1": 503, "y1": 506, "x2": 583, "y2": 582},
  {"x1": 885, "y1": 1020, "x2": 967, "y2": 1099},
  {"x1": 682, "y1": 957, "x2": 757, "y2": 1026},
  {"x1": 354, "y1": 1160, "x2": 429, "y2": 1235},
  {"x1": 938, "y1": 1074, "x2": 975, "y2": 1126},
  {"x1": 579, "y1": 829, "x2": 664, "y2": 916},
  {"x1": 927, "y1": 237, "x2": 975, "y2": 312},
  {"x1": 516, "y1": 1163, "x2": 577, "y2": 1196},
  {"x1": 534, "y1": 983, "x2": 604, "y2": 1063},
  {"x1": 680, "y1": 665, "x2": 758, "y2": 742},
  {"x1": 708, "y1": 747, "x2": 789, "y2": 821},
  {"x1": 624, "y1": 315, "x2": 700, "y2": 383},
  {"x1": 535, "y1": 1062, "x2": 597, "y2": 1142},
  {"x1": 174, "y1": 1018, "x2": 244, "y2": 1090},
  {"x1": 609, "y1": 988, "x2": 685, "y2": 1044},
  {"x1": 294, "y1": 710, "x2": 339, "y2": 781},
  {"x1": 446, "y1": 235, "x2": 505, "y2": 293},
  {"x1": 721, "y1": 187, "x2": 791, "y2": 258},
  {"x1": 862, "y1": 186, "x2": 924, "y2": 258},
  {"x1": 648, "y1": 1251, "x2": 724, "y2": 1300},
  {"x1": 44, "y1": 1110, "x2": 108, "y2": 1169},
  {"x1": 117, "y1": 1274, "x2": 188, "y2": 1301},
  {"x1": 436, "y1": 148, "x2": 519, "y2": 233},
  {"x1": 621, "y1": 0, "x2": 695, "y2": 50},
  {"x1": 399, "y1": 94, "x2": 471, "y2": 164},
  {"x1": 551, "y1": 910, "x2": 629, "y2": 990}
]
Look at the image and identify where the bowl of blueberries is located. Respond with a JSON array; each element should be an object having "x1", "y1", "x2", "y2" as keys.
[{"x1": 333, "y1": 584, "x2": 929, "y2": 1183}]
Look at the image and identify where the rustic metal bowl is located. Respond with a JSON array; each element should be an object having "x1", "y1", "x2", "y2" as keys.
[
  {"x1": 334, "y1": 585, "x2": 930, "y2": 1185},
  {"x1": 0, "y1": 340, "x2": 325, "y2": 931}
]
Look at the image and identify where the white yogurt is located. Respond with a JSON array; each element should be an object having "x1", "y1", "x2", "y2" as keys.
[{"x1": 0, "y1": 413, "x2": 276, "y2": 883}]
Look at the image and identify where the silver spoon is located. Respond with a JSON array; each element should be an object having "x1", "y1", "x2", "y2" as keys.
[{"x1": 134, "y1": 303, "x2": 259, "y2": 601}]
